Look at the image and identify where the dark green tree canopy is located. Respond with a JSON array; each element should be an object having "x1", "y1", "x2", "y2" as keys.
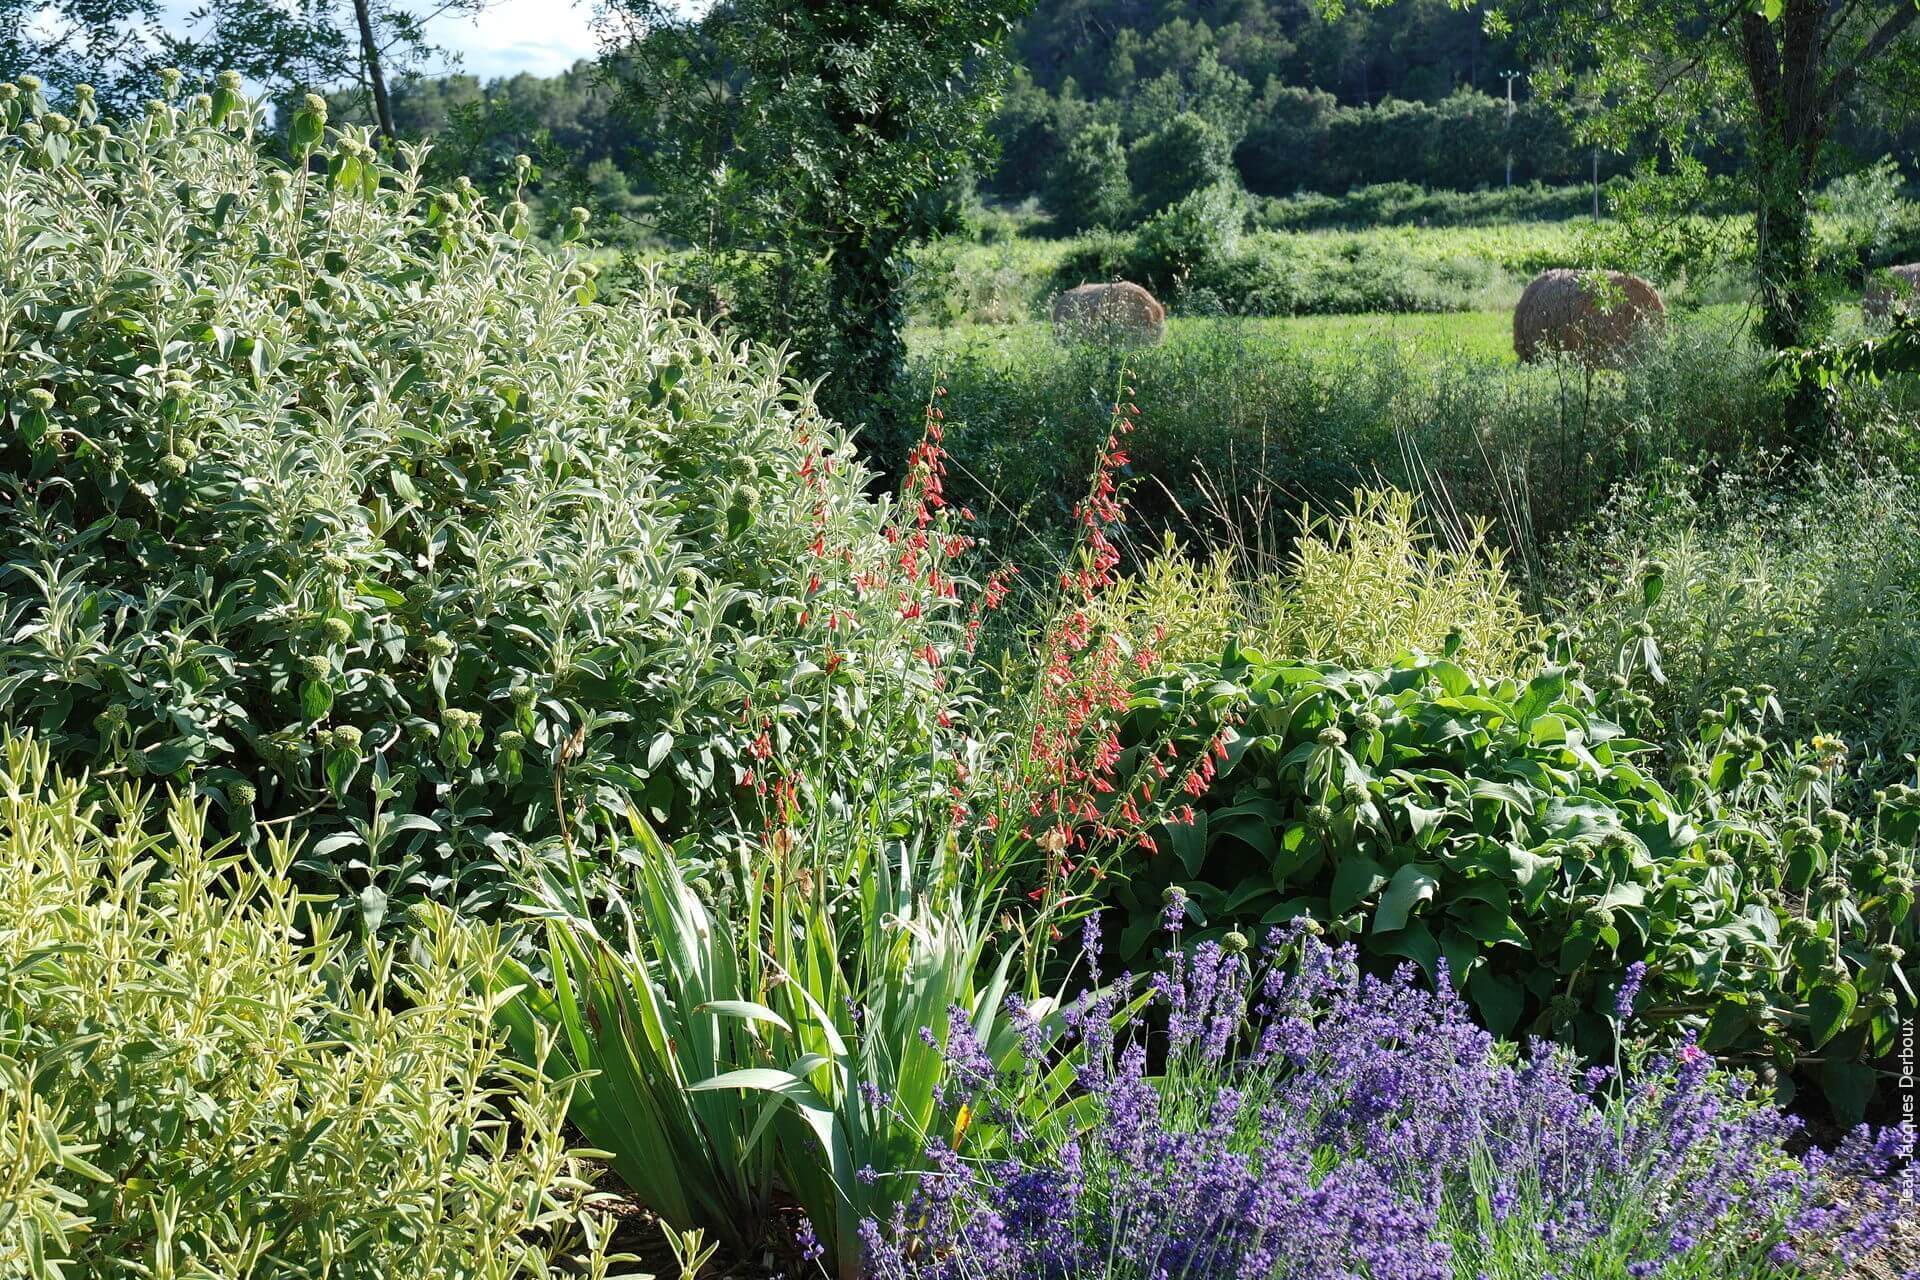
[
  {"x1": 604, "y1": 0, "x2": 1022, "y2": 252},
  {"x1": 602, "y1": 0, "x2": 1031, "y2": 425},
  {"x1": 1130, "y1": 110, "x2": 1239, "y2": 215},
  {"x1": 1048, "y1": 119, "x2": 1133, "y2": 231}
]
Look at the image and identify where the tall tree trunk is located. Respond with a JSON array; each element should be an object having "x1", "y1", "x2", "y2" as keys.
[
  {"x1": 1739, "y1": 0, "x2": 1828, "y2": 352},
  {"x1": 353, "y1": 0, "x2": 397, "y2": 141},
  {"x1": 1751, "y1": 143, "x2": 1819, "y2": 351},
  {"x1": 1739, "y1": 0, "x2": 1832, "y2": 449},
  {"x1": 822, "y1": 230, "x2": 906, "y2": 430}
]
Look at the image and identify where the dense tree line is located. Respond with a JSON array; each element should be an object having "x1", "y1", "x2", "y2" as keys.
[
  {"x1": 1012, "y1": 0, "x2": 1501, "y2": 106},
  {"x1": 10, "y1": 0, "x2": 1916, "y2": 222},
  {"x1": 991, "y1": 0, "x2": 1580, "y2": 208},
  {"x1": 362, "y1": 63, "x2": 624, "y2": 161},
  {"x1": 999, "y1": 76, "x2": 1602, "y2": 223},
  {"x1": 293, "y1": 0, "x2": 1606, "y2": 227},
  {"x1": 990, "y1": 0, "x2": 1916, "y2": 220},
  {"x1": 321, "y1": 62, "x2": 651, "y2": 222}
]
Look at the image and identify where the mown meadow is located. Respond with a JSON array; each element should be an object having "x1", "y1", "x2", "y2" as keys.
[
  {"x1": 900, "y1": 179, "x2": 1920, "y2": 329},
  {"x1": 1, "y1": 71, "x2": 1917, "y2": 1280}
]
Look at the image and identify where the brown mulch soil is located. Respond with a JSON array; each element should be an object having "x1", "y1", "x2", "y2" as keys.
[
  {"x1": 588, "y1": 1169, "x2": 796, "y2": 1279},
  {"x1": 1848, "y1": 1175, "x2": 1919, "y2": 1279}
]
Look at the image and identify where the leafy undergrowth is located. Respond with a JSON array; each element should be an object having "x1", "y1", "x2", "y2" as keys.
[
  {"x1": 1109, "y1": 648, "x2": 1917, "y2": 1120},
  {"x1": 3, "y1": 73, "x2": 1917, "y2": 1280},
  {"x1": 1555, "y1": 467, "x2": 1920, "y2": 787}
]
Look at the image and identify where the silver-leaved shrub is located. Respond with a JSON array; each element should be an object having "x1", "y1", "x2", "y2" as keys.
[
  {"x1": 0, "y1": 735, "x2": 622, "y2": 1279},
  {"x1": 0, "y1": 79, "x2": 937, "y2": 911}
]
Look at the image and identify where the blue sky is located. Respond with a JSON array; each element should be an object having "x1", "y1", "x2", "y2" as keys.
[
  {"x1": 159, "y1": 0, "x2": 601, "y2": 82},
  {"x1": 418, "y1": 0, "x2": 598, "y2": 79}
]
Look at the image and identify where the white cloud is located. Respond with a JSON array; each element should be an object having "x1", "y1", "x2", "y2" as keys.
[
  {"x1": 156, "y1": 0, "x2": 600, "y2": 85},
  {"x1": 424, "y1": 0, "x2": 598, "y2": 81}
]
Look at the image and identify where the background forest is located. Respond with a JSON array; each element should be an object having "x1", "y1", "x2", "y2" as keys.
[{"x1": 222, "y1": 1, "x2": 1920, "y2": 216}]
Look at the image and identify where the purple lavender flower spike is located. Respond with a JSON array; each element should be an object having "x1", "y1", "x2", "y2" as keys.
[{"x1": 1615, "y1": 960, "x2": 1647, "y2": 1019}]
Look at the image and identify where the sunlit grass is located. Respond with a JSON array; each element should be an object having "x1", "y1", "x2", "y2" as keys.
[{"x1": 909, "y1": 303, "x2": 1756, "y2": 368}]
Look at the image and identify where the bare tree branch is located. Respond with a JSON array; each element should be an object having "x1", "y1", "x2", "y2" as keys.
[{"x1": 1818, "y1": 0, "x2": 1920, "y2": 116}]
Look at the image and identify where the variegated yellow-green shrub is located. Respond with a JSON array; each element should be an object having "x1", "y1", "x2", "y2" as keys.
[
  {"x1": 0, "y1": 735, "x2": 621, "y2": 1279},
  {"x1": 1096, "y1": 488, "x2": 1538, "y2": 678}
]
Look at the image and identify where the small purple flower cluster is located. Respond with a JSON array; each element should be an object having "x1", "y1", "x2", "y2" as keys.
[{"x1": 860, "y1": 920, "x2": 1910, "y2": 1280}]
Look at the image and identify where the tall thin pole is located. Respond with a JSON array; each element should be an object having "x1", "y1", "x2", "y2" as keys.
[
  {"x1": 1502, "y1": 71, "x2": 1520, "y2": 189},
  {"x1": 354, "y1": 0, "x2": 396, "y2": 141},
  {"x1": 1592, "y1": 148, "x2": 1600, "y2": 218}
]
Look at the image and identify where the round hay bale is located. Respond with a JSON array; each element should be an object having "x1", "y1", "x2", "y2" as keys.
[
  {"x1": 1863, "y1": 264, "x2": 1920, "y2": 320},
  {"x1": 1513, "y1": 269, "x2": 1666, "y2": 367},
  {"x1": 1052, "y1": 281, "x2": 1167, "y2": 346}
]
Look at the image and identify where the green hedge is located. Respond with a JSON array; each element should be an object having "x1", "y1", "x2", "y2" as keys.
[{"x1": 0, "y1": 81, "x2": 935, "y2": 912}]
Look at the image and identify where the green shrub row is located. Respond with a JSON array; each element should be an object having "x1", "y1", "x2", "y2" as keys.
[
  {"x1": 1051, "y1": 190, "x2": 1533, "y2": 316},
  {"x1": 911, "y1": 172, "x2": 1920, "y2": 325},
  {"x1": 1252, "y1": 181, "x2": 1611, "y2": 232},
  {"x1": 0, "y1": 82, "x2": 936, "y2": 915},
  {"x1": 902, "y1": 210, "x2": 1592, "y2": 325}
]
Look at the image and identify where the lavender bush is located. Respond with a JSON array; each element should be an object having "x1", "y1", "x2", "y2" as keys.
[{"x1": 858, "y1": 902, "x2": 1911, "y2": 1280}]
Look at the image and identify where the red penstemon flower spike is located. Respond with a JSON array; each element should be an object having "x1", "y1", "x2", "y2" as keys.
[
  {"x1": 742, "y1": 371, "x2": 1220, "y2": 954},
  {"x1": 977, "y1": 374, "x2": 1222, "y2": 921}
]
